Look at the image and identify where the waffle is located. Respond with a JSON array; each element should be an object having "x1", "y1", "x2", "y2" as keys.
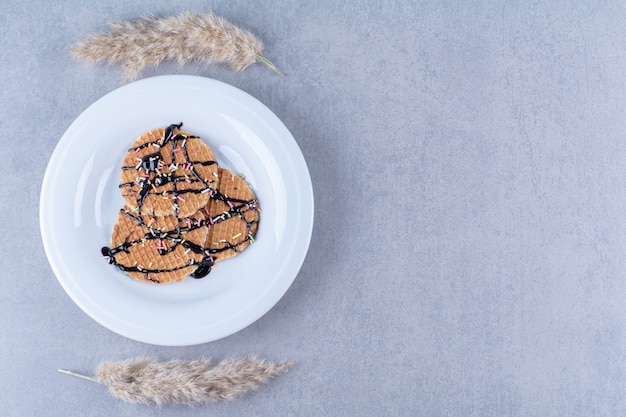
[
  {"x1": 103, "y1": 124, "x2": 261, "y2": 284},
  {"x1": 203, "y1": 168, "x2": 260, "y2": 263},
  {"x1": 102, "y1": 206, "x2": 210, "y2": 284},
  {"x1": 119, "y1": 123, "x2": 219, "y2": 218}
]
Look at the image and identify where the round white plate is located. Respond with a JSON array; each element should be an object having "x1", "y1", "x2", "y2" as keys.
[{"x1": 40, "y1": 75, "x2": 314, "y2": 346}]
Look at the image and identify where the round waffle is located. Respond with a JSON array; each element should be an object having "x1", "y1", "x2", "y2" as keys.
[
  {"x1": 102, "y1": 206, "x2": 210, "y2": 284},
  {"x1": 203, "y1": 168, "x2": 260, "y2": 263},
  {"x1": 119, "y1": 123, "x2": 219, "y2": 218}
]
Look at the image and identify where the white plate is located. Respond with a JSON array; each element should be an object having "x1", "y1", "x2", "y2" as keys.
[{"x1": 40, "y1": 75, "x2": 314, "y2": 346}]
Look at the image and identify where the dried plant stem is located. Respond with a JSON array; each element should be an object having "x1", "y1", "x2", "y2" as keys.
[
  {"x1": 71, "y1": 12, "x2": 283, "y2": 81},
  {"x1": 255, "y1": 54, "x2": 284, "y2": 76},
  {"x1": 59, "y1": 357, "x2": 293, "y2": 406},
  {"x1": 58, "y1": 368, "x2": 98, "y2": 382}
]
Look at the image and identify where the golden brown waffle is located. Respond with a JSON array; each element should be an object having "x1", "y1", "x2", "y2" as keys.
[
  {"x1": 103, "y1": 124, "x2": 261, "y2": 284},
  {"x1": 119, "y1": 123, "x2": 219, "y2": 218},
  {"x1": 203, "y1": 168, "x2": 260, "y2": 263},
  {"x1": 102, "y1": 206, "x2": 209, "y2": 284}
]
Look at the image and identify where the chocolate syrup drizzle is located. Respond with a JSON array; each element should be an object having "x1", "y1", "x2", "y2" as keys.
[{"x1": 102, "y1": 123, "x2": 260, "y2": 283}]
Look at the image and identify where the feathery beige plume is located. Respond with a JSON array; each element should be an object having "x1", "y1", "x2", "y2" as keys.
[
  {"x1": 70, "y1": 12, "x2": 283, "y2": 81},
  {"x1": 58, "y1": 356, "x2": 293, "y2": 406}
]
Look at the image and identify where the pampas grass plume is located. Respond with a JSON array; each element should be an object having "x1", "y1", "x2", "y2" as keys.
[
  {"x1": 70, "y1": 12, "x2": 283, "y2": 81},
  {"x1": 59, "y1": 357, "x2": 293, "y2": 406}
]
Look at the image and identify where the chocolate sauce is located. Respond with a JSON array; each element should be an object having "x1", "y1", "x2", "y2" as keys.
[
  {"x1": 162, "y1": 122, "x2": 181, "y2": 146},
  {"x1": 190, "y1": 257, "x2": 215, "y2": 279},
  {"x1": 139, "y1": 152, "x2": 162, "y2": 171}
]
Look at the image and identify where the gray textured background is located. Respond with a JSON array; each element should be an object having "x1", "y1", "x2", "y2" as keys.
[{"x1": 3, "y1": 1, "x2": 626, "y2": 416}]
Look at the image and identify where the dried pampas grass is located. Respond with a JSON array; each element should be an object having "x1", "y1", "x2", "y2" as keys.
[
  {"x1": 70, "y1": 12, "x2": 283, "y2": 81},
  {"x1": 59, "y1": 356, "x2": 293, "y2": 406}
]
